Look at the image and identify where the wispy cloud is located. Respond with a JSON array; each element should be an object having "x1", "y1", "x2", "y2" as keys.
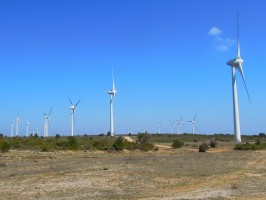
[
  {"x1": 208, "y1": 26, "x2": 235, "y2": 51},
  {"x1": 208, "y1": 26, "x2": 222, "y2": 36}
]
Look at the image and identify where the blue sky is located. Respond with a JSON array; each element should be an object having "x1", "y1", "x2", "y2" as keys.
[{"x1": 0, "y1": 0, "x2": 265, "y2": 136}]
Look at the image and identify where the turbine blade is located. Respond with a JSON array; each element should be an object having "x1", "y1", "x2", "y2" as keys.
[
  {"x1": 68, "y1": 97, "x2": 73, "y2": 105},
  {"x1": 194, "y1": 113, "x2": 197, "y2": 121},
  {"x1": 237, "y1": 12, "x2": 241, "y2": 58},
  {"x1": 43, "y1": 113, "x2": 47, "y2": 116},
  {"x1": 193, "y1": 122, "x2": 198, "y2": 130},
  {"x1": 48, "y1": 107, "x2": 53, "y2": 116},
  {"x1": 237, "y1": 64, "x2": 251, "y2": 102},
  {"x1": 75, "y1": 100, "x2": 81, "y2": 108}
]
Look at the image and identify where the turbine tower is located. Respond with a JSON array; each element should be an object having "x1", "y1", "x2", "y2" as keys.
[
  {"x1": 15, "y1": 116, "x2": 20, "y2": 137},
  {"x1": 226, "y1": 13, "x2": 250, "y2": 143},
  {"x1": 169, "y1": 120, "x2": 175, "y2": 134},
  {"x1": 176, "y1": 117, "x2": 184, "y2": 135},
  {"x1": 26, "y1": 121, "x2": 30, "y2": 137},
  {"x1": 68, "y1": 98, "x2": 81, "y2": 136},
  {"x1": 157, "y1": 123, "x2": 161, "y2": 134},
  {"x1": 43, "y1": 107, "x2": 53, "y2": 137},
  {"x1": 108, "y1": 73, "x2": 117, "y2": 136},
  {"x1": 187, "y1": 114, "x2": 197, "y2": 135},
  {"x1": 10, "y1": 121, "x2": 14, "y2": 137}
]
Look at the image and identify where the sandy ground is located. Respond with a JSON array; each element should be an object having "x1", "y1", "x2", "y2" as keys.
[{"x1": 0, "y1": 146, "x2": 265, "y2": 200}]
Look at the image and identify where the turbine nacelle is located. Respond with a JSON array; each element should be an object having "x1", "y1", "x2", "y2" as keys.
[
  {"x1": 108, "y1": 89, "x2": 117, "y2": 94},
  {"x1": 227, "y1": 58, "x2": 244, "y2": 67},
  {"x1": 68, "y1": 98, "x2": 80, "y2": 111}
]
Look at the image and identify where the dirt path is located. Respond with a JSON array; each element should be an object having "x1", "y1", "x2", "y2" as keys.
[
  {"x1": 123, "y1": 136, "x2": 136, "y2": 143},
  {"x1": 123, "y1": 136, "x2": 172, "y2": 149}
]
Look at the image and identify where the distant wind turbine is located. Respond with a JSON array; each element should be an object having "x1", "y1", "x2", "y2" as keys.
[
  {"x1": 157, "y1": 123, "x2": 161, "y2": 134},
  {"x1": 10, "y1": 121, "x2": 14, "y2": 137},
  {"x1": 15, "y1": 116, "x2": 20, "y2": 137},
  {"x1": 26, "y1": 121, "x2": 30, "y2": 137},
  {"x1": 169, "y1": 120, "x2": 175, "y2": 134},
  {"x1": 187, "y1": 114, "x2": 197, "y2": 135},
  {"x1": 108, "y1": 72, "x2": 117, "y2": 137},
  {"x1": 68, "y1": 98, "x2": 81, "y2": 136},
  {"x1": 226, "y1": 13, "x2": 251, "y2": 143},
  {"x1": 176, "y1": 117, "x2": 184, "y2": 135},
  {"x1": 43, "y1": 107, "x2": 53, "y2": 137}
]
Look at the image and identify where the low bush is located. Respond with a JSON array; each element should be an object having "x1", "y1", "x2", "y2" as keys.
[
  {"x1": 209, "y1": 140, "x2": 218, "y2": 148},
  {"x1": 41, "y1": 145, "x2": 49, "y2": 152},
  {"x1": 126, "y1": 142, "x2": 154, "y2": 151},
  {"x1": 199, "y1": 143, "x2": 209, "y2": 152},
  {"x1": 113, "y1": 136, "x2": 126, "y2": 151},
  {"x1": 172, "y1": 139, "x2": 184, "y2": 148},
  {"x1": 234, "y1": 142, "x2": 266, "y2": 150},
  {"x1": 137, "y1": 133, "x2": 151, "y2": 144},
  {"x1": 1, "y1": 141, "x2": 11, "y2": 152},
  {"x1": 92, "y1": 139, "x2": 112, "y2": 150},
  {"x1": 138, "y1": 142, "x2": 154, "y2": 151},
  {"x1": 67, "y1": 136, "x2": 80, "y2": 150}
]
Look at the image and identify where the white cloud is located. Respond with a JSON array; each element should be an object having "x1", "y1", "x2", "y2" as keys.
[
  {"x1": 208, "y1": 26, "x2": 235, "y2": 51},
  {"x1": 208, "y1": 26, "x2": 222, "y2": 36}
]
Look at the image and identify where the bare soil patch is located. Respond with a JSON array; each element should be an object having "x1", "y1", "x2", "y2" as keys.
[{"x1": 0, "y1": 147, "x2": 265, "y2": 200}]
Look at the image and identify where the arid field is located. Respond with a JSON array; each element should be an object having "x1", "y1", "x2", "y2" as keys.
[{"x1": 0, "y1": 142, "x2": 265, "y2": 200}]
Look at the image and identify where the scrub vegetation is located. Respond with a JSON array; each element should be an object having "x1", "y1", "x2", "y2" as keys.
[{"x1": 0, "y1": 132, "x2": 265, "y2": 153}]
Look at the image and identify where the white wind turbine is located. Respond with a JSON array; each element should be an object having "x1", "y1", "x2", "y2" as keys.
[
  {"x1": 68, "y1": 98, "x2": 81, "y2": 136},
  {"x1": 226, "y1": 13, "x2": 250, "y2": 143},
  {"x1": 187, "y1": 114, "x2": 197, "y2": 135},
  {"x1": 10, "y1": 121, "x2": 14, "y2": 137},
  {"x1": 176, "y1": 117, "x2": 184, "y2": 135},
  {"x1": 169, "y1": 120, "x2": 175, "y2": 134},
  {"x1": 43, "y1": 107, "x2": 53, "y2": 137},
  {"x1": 157, "y1": 123, "x2": 161, "y2": 134},
  {"x1": 26, "y1": 121, "x2": 30, "y2": 137},
  {"x1": 15, "y1": 116, "x2": 20, "y2": 137},
  {"x1": 108, "y1": 73, "x2": 117, "y2": 136}
]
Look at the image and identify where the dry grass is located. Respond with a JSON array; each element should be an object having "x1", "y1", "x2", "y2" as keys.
[{"x1": 0, "y1": 145, "x2": 265, "y2": 200}]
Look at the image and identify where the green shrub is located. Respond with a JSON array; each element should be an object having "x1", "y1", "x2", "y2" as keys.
[
  {"x1": 41, "y1": 145, "x2": 49, "y2": 152},
  {"x1": 125, "y1": 142, "x2": 154, "y2": 151},
  {"x1": 138, "y1": 142, "x2": 154, "y2": 151},
  {"x1": 172, "y1": 139, "x2": 184, "y2": 148},
  {"x1": 137, "y1": 133, "x2": 151, "y2": 144},
  {"x1": 258, "y1": 133, "x2": 266, "y2": 138},
  {"x1": 255, "y1": 139, "x2": 262, "y2": 145},
  {"x1": 92, "y1": 139, "x2": 112, "y2": 150},
  {"x1": 1, "y1": 141, "x2": 11, "y2": 152},
  {"x1": 154, "y1": 147, "x2": 159, "y2": 151},
  {"x1": 113, "y1": 136, "x2": 126, "y2": 151},
  {"x1": 199, "y1": 143, "x2": 209, "y2": 152},
  {"x1": 234, "y1": 142, "x2": 266, "y2": 150},
  {"x1": 67, "y1": 136, "x2": 80, "y2": 150},
  {"x1": 209, "y1": 140, "x2": 218, "y2": 148}
]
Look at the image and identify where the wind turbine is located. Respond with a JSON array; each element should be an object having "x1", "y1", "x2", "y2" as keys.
[
  {"x1": 226, "y1": 13, "x2": 250, "y2": 143},
  {"x1": 176, "y1": 117, "x2": 184, "y2": 135},
  {"x1": 157, "y1": 123, "x2": 161, "y2": 134},
  {"x1": 10, "y1": 121, "x2": 14, "y2": 137},
  {"x1": 108, "y1": 73, "x2": 117, "y2": 137},
  {"x1": 169, "y1": 120, "x2": 175, "y2": 134},
  {"x1": 26, "y1": 121, "x2": 30, "y2": 137},
  {"x1": 15, "y1": 116, "x2": 20, "y2": 137},
  {"x1": 187, "y1": 114, "x2": 197, "y2": 135},
  {"x1": 43, "y1": 107, "x2": 53, "y2": 137},
  {"x1": 68, "y1": 98, "x2": 81, "y2": 136}
]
